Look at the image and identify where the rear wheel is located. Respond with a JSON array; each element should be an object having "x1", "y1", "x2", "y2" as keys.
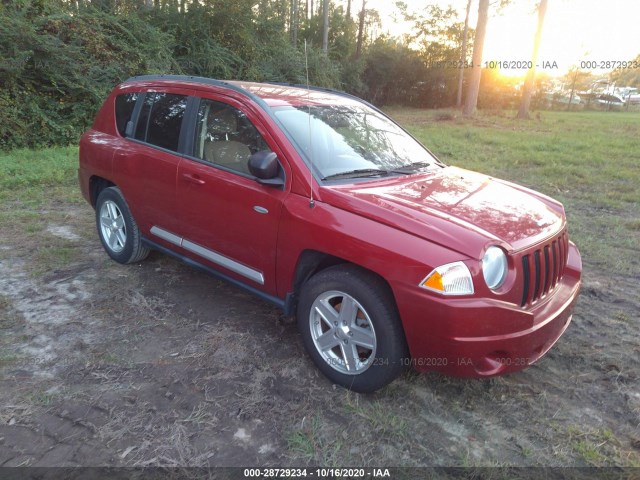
[
  {"x1": 95, "y1": 187, "x2": 150, "y2": 264},
  {"x1": 297, "y1": 265, "x2": 408, "y2": 393}
]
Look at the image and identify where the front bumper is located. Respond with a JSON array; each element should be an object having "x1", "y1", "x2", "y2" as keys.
[{"x1": 395, "y1": 241, "x2": 582, "y2": 377}]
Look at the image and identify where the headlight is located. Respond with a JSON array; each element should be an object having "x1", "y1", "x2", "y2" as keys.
[
  {"x1": 482, "y1": 246, "x2": 507, "y2": 290},
  {"x1": 420, "y1": 261, "x2": 474, "y2": 295}
]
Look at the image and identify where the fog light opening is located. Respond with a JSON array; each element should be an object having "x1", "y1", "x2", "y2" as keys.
[{"x1": 473, "y1": 351, "x2": 509, "y2": 376}]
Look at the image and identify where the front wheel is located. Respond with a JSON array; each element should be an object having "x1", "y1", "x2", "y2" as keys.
[
  {"x1": 297, "y1": 265, "x2": 409, "y2": 393},
  {"x1": 95, "y1": 187, "x2": 150, "y2": 264}
]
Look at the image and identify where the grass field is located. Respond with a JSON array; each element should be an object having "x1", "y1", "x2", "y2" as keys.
[{"x1": 0, "y1": 109, "x2": 638, "y2": 470}]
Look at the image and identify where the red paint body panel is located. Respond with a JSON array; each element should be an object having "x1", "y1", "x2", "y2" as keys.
[
  {"x1": 394, "y1": 242, "x2": 581, "y2": 376},
  {"x1": 325, "y1": 166, "x2": 565, "y2": 253},
  {"x1": 79, "y1": 76, "x2": 582, "y2": 378},
  {"x1": 176, "y1": 157, "x2": 287, "y2": 294}
]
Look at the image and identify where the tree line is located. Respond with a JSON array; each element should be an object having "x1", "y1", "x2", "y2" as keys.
[
  {"x1": 0, "y1": 0, "x2": 480, "y2": 148},
  {"x1": 0, "y1": 0, "x2": 627, "y2": 150}
]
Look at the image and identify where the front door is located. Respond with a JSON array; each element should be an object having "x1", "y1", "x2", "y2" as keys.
[{"x1": 172, "y1": 97, "x2": 289, "y2": 296}]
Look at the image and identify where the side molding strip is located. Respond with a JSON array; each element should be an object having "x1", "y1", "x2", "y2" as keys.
[
  {"x1": 142, "y1": 236, "x2": 285, "y2": 311},
  {"x1": 150, "y1": 226, "x2": 265, "y2": 285}
]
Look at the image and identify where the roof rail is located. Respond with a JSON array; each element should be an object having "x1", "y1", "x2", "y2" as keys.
[
  {"x1": 123, "y1": 74, "x2": 273, "y2": 113},
  {"x1": 264, "y1": 81, "x2": 379, "y2": 110},
  {"x1": 124, "y1": 75, "x2": 377, "y2": 110},
  {"x1": 125, "y1": 74, "x2": 231, "y2": 89}
]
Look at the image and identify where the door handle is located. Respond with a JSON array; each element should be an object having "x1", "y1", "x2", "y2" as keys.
[{"x1": 182, "y1": 173, "x2": 205, "y2": 185}]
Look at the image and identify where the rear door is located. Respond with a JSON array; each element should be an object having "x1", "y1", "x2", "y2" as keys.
[{"x1": 113, "y1": 89, "x2": 192, "y2": 235}]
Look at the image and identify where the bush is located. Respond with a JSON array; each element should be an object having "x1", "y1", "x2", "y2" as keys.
[
  {"x1": 0, "y1": 1, "x2": 345, "y2": 149},
  {"x1": 0, "y1": 5, "x2": 175, "y2": 149},
  {"x1": 0, "y1": 0, "x2": 470, "y2": 149}
]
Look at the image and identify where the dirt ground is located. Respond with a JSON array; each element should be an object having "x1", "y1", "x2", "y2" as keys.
[{"x1": 0, "y1": 197, "x2": 639, "y2": 473}]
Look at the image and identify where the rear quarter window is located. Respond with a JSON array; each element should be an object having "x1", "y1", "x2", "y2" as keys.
[{"x1": 114, "y1": 93, "x2": 139, "y2": 137}]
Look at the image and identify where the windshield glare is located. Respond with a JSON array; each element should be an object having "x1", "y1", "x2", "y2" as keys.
[{"x1": 273, "y1": 104, "x2": 437, "y2": 179}]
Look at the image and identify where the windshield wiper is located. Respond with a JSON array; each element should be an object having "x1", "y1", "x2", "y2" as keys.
[
  {"x1": 322, "y1": 168, "x2": 390, "y2": 181},
  {"x1": 391, "y1": 161, "x2": 431, "y2": 173}
]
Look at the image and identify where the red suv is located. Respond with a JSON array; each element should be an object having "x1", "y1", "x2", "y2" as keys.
[{"x1": 79, "y1": 75, "x2": 582, "y2": 392}]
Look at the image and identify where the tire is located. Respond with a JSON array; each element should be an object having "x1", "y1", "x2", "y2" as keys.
[
  {"x1": 95, "y1": 186, "x2": 150, "y2": 264},
  {"x1": 297, "y1": 264, "x2": 409, "y2": 393}
]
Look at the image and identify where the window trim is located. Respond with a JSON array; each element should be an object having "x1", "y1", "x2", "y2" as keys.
[
  {"x1": 125, "y1": 92, "x2": 145, "y2": 138},
  {"x1": 134, "y1": 92, "x2": 154, "y2": 143},
  {"x1": 179, "y1": 96, "x2": 200, "y2": 155}
]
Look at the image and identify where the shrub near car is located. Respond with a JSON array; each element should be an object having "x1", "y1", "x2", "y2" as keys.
[{"x1": 79, "y1": 75, "x2": 582, "y2": 393}]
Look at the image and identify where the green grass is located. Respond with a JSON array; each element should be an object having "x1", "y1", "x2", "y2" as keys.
[
  {"x1": 26, "y1": 389, "x2": 58, "y2": 407},
  {"x1": 0, "y1": 147, "x2": 82, "y2": 265},
  {"x1": 0, "y1": 146, "x2": 80, "y2": 207},
  {"x1": 286, "y1": 415, "x2": 325, "y2": 463},
  {"x1": 33, "y1": 244, "x2": 79, "y2": 275},
  {"x1": 0, "y1": 147, "x2": 78, "y2": 190},
  {"x1": 565, "y1": 426, "x2": 621, "y2": 466},
  {"x1": 0, "y1": 351, "x2": 20, "y2": 369},
  {"x1": 344, "y1": 393, "x2": 408, "y2": 440}
]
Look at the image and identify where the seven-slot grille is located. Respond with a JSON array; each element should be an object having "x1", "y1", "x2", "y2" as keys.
[{"x1": 520, "y1": 230, "x2": 569, "y2": 307}]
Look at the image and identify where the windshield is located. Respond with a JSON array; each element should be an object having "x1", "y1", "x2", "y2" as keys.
[{"x1": 272, "y1": 104, "x2": 439, "y2": 180}]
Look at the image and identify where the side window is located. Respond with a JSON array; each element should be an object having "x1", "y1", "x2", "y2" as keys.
[
  {"x1": 194, "y1": 99, "x2": 271, "y2": 175},
  {"x1": 115, "y1": 93, "x2": 138, "y2": 137},
  {"x1": 134, "y1": 92, "x2": 188, "y2": 152}
]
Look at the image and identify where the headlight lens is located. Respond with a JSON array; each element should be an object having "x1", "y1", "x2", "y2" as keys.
[
  {"x1": 420, "y1": 261, "x2": 474, "y2": 295},
  {"x1": 482, "y1": 246, "x2": 508, "y2": 290}
]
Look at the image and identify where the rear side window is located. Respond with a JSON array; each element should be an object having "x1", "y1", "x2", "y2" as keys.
[
  {"x1": 114, "y1": 93, "x2": 138, "y2": 137},
  {"x1": 134, "y1": 92, "x2": 188, "y2": 152}
]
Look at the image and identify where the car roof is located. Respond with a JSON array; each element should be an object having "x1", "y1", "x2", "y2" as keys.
[
  {"x1": 226, "y1": 81, "x2": 362, "y2": 108},
  {"x1": 123, "y1": 75, "x2": 363, "y2": 108}
]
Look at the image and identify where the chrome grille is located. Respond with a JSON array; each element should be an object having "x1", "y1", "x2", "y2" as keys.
[{"x1": 520, "y1": 231, "x2": 569, "y2": 307}]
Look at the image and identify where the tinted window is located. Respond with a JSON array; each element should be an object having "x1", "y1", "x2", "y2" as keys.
[
  {"x1": 115, "y1": 93, "x2": 138, "y2": 137},
  {"x1": 193, "y1": 99, "x2": 271, "y2": 174},
  {"x1": 146, "y1": 93, "x2": 188, "y2": 152},
  {"x1": 134, "y1": 93, "x2": 188, "y2": 152}
]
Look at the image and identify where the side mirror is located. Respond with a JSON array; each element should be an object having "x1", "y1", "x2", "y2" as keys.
[{"x1": 249, "y1": 151, "x2": 284, "y2": 187}]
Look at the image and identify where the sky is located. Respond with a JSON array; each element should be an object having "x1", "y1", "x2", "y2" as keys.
[{"x1": 360, "y1": 0, "x2": 640, "y2": 78}]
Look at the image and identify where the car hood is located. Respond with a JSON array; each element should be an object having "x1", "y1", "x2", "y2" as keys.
[{"x1": 321, "y1": 166, "x2": 565, "y2": 258}]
